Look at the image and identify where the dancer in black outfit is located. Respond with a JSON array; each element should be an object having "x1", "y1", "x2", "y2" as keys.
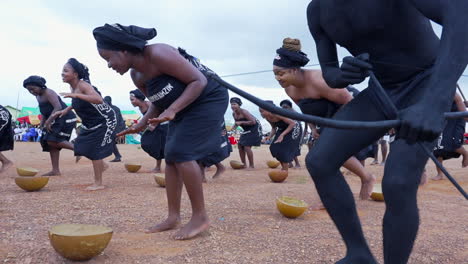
[
  {"x1": 23, "y1": 75, "x2": 77, "y2": 176},
  {"x1": 260, "y1": 101, "x2": 301, "y2": 172},
  {"x1": 307, "y1": 1, "x2": 468, "y2": 262},
  {"x1": 432, "y1": 91, "x2": 468, "y2": 180},
  {"x1": 93, "y1": 23, "x2": 228, "y2": 240},
  {"x1": 273, "y1": 38, "x2": 375, "y2": 200},
  {"x1": 57, "y1": 58, "x2": 117, "y2": 191},
  {"x1": 0, "y1": 105, "x2": 14, "y2": 173},
  {"x1": 230, "y1": 97, "x2": 262, "y2": 168},
  {"x1": 280, "y1": 99, "x2": 302, "y2": 168},
  {"x1": 129, "y1": 89, "x2": 167, "y2": 172},
  {"x1": 198, "y1": 120, "x2": 232, "y2": 181},
  {"x1": 104, "y1": 96, "x2": 125, "y2": 162}
]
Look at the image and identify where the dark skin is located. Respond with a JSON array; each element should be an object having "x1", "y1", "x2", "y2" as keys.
[
  {"x1": 99, "y1": 43, "x2": 210, "y2": 240},
  {"x1": 231, "y1": 102, "x2": 258, "y2": 168},
  {"x1": 307, "y1": 1, "x2": 468, "y2": 263},
  {"x1": 130, "y1": 95, "x2": 163, "y2": 172},
  {"x1": 25, "y1": 85, "x2": 74, "y2": 176},
  {"x1": 259, "y1": 108, "x2": 296, "y2": 171},
  {"x1": 58, "y1": 63, "x2": 109, "y2": 191}
]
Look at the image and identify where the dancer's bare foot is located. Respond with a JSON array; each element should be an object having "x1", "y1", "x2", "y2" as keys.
[
  {"x1": 246, "y1": 165, "x2": 255, "y2": 171},
  {"x1": 462, "y1": 154, "x2": 468, "y2": 168},
  {"x1": 212, "y1": 164, "x2": 226, "y2": 179},
  {"x1": 145, "y1": 216, "x2": 180, "y2": 233},
  {"x1": 310, "y1": 203, "x2": 325, "y2": 210},
  {"x1": 173, "y1": 214, "x2": 210, "y2": 240},
  {"x1": 380, "y1": 161, "x2": 386, "y2": 166},
  {"x1": 42, "y1": 170, "x2": 61, "y2": 176},
  {"x1": 420, "y1": 170, "x2": 428, "y2": 186},
  {"x1": 151, "y1": 167, "x2": 162, "y2": 173},
  {"x1": 359, "y1": 174, "x2": 376, "y2": 200},
  {"x1": 294, "y1": 164, "x2": 301, "y2": 169},
  {"x1": 0, "y1": 161, "x2": 13, "y2": 173},
  {"x1": 85, "y1": 184, "x2": 106, "y2": 191},
  {"x1": 431, "y1": 173, "x2": 444, "y2": 181}
]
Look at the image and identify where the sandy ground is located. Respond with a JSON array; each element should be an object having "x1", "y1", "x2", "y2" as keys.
[{"x1": 1, "y1": 142, "x2": 467, "y2": 264}]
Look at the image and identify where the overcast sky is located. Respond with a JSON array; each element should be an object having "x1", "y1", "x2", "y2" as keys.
[{"x1": 1, "y1": 0, "x2": 467, "y2": 125}]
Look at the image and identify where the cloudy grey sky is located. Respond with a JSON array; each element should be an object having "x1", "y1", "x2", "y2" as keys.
[{"x1": 1, "y1": 0, "x2": 467, "y2": 125}]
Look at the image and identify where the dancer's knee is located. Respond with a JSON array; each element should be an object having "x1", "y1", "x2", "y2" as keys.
[
  {"x1": 382, "y1": 175, "x2": 419, "y2": 206},
  {"x1": 306, "y1": 149, "x2": 335, "y2": 181}
]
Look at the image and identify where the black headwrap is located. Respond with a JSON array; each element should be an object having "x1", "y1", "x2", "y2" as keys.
[
  {"x1": 230, "y1": 97, "x2": 242, "y2": 106},
  {"x1": 23, "y1": 75, "x2": 47, "y2": 89},
  {"x1": 67, "y1": 58, "x2": 91, "y2": 83},
  {"x1": 104, "y1": 96, "x2": 112, "y2": 105},
  {"x1": 129, "y1": 89, "x2": 146, "y2": 101},
  {"x1": 93, "y1": 23, "x2": 157, "y2": 52},
  {"x1": 273, "y1": 48, "x2": 309, "y2": 68},
  {"x1": 280, "y1": 99, "x2": 293, "y2": 108}
]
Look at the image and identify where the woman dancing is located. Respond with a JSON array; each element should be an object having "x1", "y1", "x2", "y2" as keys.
[
  {"x1": 260, "y1": 101, "x2": 301, "y2": 172},
  {"x1": 0, "y1": 105, "x2": 14, "y2": 173},
  {"x1": 272, "y1": 38, "x2": 375, "y2": 199},
  {"x1": 23, "y1": 75, "x2": 77, "y2": 176},
  {"x1": 93, "y1": 23, "x2": 228, "y2": 239},
  {"x1": 129, "y1": 89, "x2": 167, "y2": 172},
  {"x1": 56, "y1": 58, "x2": 117, "y2": 190},
  {"x1": 230, "y1": 97, "x2": 262, "y2": 169}
]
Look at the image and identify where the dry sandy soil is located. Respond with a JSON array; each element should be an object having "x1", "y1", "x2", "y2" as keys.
[{"x1": 1, "y1": 142, "x2": 467, "y2": 264}]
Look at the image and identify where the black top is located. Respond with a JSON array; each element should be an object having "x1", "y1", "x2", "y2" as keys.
[
  {"x1": 111, "y1": 105, "x2": 125, "y2": 132},
  {"x1": 72, "y1": 98, "x2": 108, "y2": 128},
  {"x1": 39, "y1": 96, "x2": 76, "y2": 120},
  {"x1": 297, "y1": 86, "x2": 359, "y2": 118},
  {"x1": 235, "y1": 117, "x2": 257, "y2": 131},
  {"x1": 272, "y1": 120, "x2": 289, "y2": 130},
  {"x1": 146, "y1": 48, "x2": 217, "y2": 112}
]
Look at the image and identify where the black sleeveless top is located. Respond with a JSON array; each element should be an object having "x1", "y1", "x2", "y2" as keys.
[
  {"x1": 235, "y1": 117, "x2": 257, "y2": 131},
  {"x1": 39, "y1": 96, "x2": 76, "y2": 120},
  {"x1": 273, "y1": 120, "x2": 289, "y2": 130},
  {"x1": 296, "y1": 86, "x2": 358, "y2": 118},
  {"x1": 72, "y1": 98, "x2": 111, "y2": 129},
  {"x1": 146, "y1": 48, "x2": 218, "y2": 111}
]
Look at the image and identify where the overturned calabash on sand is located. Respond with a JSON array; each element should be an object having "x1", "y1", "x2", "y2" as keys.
[
  {"x1": 49, "y1": 224, "x2": 113, "y2": 261},
  {"x1": 124, "y1": 163, "x2": 142, "y2": 173},
  {"x1": 154, "y1": 174, "x2": 166, "y2": 187},
  {"x1": 371, "y1": 184, "x2": 384, "y2": 201},
  {"x1": 229, "y1": 160, "x2": 245, "y2": 170},
  {"x1": 266, "y1": 160, "x2": 280, "y2": 169},
  {"x1": 268, "y1": 170, "x2": 288, "y2": 183},
  {"x1": 15, "y1": 176, "x2": 49, "y2": 192}
]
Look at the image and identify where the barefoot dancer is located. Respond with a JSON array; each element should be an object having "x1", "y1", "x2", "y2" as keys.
[
  {"x1": 129, "y1": 89, "x2": 167, "y2": 172},
  {"x1": 58, "y1": 58, "x2": 117, "y2": 191},
  {"x1": 280, "y1": 99, "x2": 302, "y2": 168},
  {"x1": 104, "y1": 96, "x2": 125, "y2": 162},
  {"x1": 432, "y1": 90, "x2": 468, "y2": 180},
  {"x1": 230, "y1": 97, "x2": 262, "y2": 168},
  {"x1": 260, "y1": 101, "x2": 301, "y2": 172},
  {"x1": 273, "y1": 38, "x2": 375, "y2": 199},
  {"x1": 0, "y1": 105, "x2": 14, "y2": 173},
  {"x1": 23, "y1": 76, "x2": 77, "y2": 176},
  {"x1": 198, "y1": 121, "x2": 232, "y2": 181},
  {"x1": 93, "y1": 23, "x2": 228, "y2": 240}
]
